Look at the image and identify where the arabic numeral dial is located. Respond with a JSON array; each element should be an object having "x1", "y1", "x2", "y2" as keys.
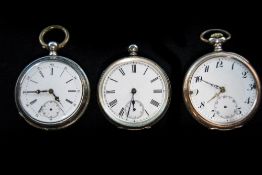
[{"x1": 185, "y1": 55, "x2": 259, "y2": 129}]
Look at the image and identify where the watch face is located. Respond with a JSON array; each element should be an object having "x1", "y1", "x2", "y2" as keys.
[
  {"x1": 15, "y1": 56, "x2": 90, "y2": 129},
  {"x1": 98, "y1": 56, "x2": 171, "y2": 129},
  {"x1": 183, "y1": 52, "x2": 261, "y2": 130}
]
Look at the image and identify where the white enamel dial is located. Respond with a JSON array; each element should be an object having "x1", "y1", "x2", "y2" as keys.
[
  {"x1": 184, "y1": 52, "x2": 260, "y2": 129},
  {"x1": 15, "y1": 56, "x2": 90, "y2": 129},
  {"x1": 98, "y1": 56, "x2": 171, "y2": 129}
]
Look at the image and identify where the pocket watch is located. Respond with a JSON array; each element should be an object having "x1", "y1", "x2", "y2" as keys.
[
  {"x1": 15, "y1": 25, "x2": 90, "y2": 130},
  {"x1": 98, "y1": 44, "x2": 171, "y2": 130},
  {"x1": 183, "y1": 29, "x2": 261, "y2": 130}
]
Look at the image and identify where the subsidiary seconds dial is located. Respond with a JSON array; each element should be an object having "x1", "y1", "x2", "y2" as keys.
[{"x1": 98, "y1": 45, "x2": 171, "y2": 129}]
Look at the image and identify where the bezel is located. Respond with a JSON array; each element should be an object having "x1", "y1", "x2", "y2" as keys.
[
  {"x1": 98, "y1": 56, "x2": 171, "y2": 130},
  {"x1": 15, "y1": 55, "x2": 90, "y2": 130},
  {"x1": 183, "y1": 51, "x2": 261, "y2": 130}
]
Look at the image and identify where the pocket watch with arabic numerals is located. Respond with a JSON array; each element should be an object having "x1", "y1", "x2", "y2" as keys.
[
  {"x1": 15, "y1": 25, "x2": 90, "y2": 130},
  {"x1": 183, "y1": 29, "x2": 261, "y2": 130},
  {"x1": 98, "y1": 44, "x2": 171, "y2": 130}
]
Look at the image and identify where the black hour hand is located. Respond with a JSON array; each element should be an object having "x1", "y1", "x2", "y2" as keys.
[{"x1": 23, "y1": 90, "x2": 48, "y2": 94}]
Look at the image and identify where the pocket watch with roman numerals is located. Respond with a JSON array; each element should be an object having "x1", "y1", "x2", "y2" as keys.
[
  {"x1": 183, "y1": 29, "x2": 261, "y2": 130},
  {"x1": 98, "y1": 44, "x2": 171, "y2": 130},
  {"x1": 15, "y1": 25, "x2": 90, "y2": 130}
]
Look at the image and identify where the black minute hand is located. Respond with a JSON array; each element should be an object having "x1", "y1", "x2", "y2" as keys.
[
  {"x1": 127, "y1": 95, "x2": 134, "y2": 117},
  {"x1": 201, "y1": 79, "x2": 221, "y2": 89}
]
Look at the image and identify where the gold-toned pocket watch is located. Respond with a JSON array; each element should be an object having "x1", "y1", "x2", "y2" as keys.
[{"x1": 183, "y1": 29, "x2": 261, "y2": 130}]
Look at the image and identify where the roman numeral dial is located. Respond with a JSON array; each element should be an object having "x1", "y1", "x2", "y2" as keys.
[{"x1": 98, "y1": 50, "x2": 171, "y2": 129}]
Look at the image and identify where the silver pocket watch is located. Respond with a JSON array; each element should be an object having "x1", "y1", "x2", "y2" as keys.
[
  {"x1": 183, "y1": 29, "x2": 261, "y2": 130},
  {"x1": 98, "y1": 44, "x2": 171, "y2": 130},
  {"x1": 15, "y1": 25, "x2": 90, "y2": 130}
]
